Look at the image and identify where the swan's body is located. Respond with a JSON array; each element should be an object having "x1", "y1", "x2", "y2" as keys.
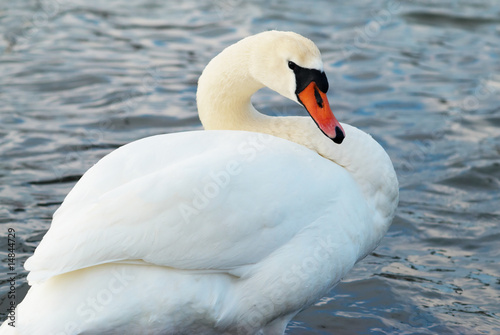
[{"x1": 1, "y1": 31, "x2": 398, "y2": 335}]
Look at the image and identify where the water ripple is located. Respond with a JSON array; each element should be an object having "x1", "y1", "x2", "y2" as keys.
[{"x1": 1, "y1": 0, "x2": 500, "y2": 333}]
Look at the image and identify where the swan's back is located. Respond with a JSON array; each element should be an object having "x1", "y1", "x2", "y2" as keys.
[{"x1": 25, "y1": 130, "x2": 369, "y2": 284}]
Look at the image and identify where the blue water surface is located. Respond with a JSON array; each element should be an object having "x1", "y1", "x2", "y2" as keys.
[{"x1": 1, "y1": 0, "x2": 500, "y2": 334}]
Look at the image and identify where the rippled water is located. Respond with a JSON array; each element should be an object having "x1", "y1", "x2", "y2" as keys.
[{"x1": 1, "y1": 0, "x2": 500, "y2": 333}]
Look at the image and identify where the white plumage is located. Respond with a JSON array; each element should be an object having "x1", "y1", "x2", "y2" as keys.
[{"x1": 1, "y1": 31, "x2": 398, "y2": 335}]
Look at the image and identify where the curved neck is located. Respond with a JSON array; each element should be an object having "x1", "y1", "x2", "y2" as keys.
[{"x1": 197, "y1": 39, "x2": 266, "y2": 132}]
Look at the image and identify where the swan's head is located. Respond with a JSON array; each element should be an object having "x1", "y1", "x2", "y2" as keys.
[{"x1": 248, "y1": 31, "x2": 345, "y2": 144}]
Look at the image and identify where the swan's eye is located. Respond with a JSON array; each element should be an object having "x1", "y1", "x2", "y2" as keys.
[{"x1": 288, "y1": 61, "x2": 296, "y2": 70}]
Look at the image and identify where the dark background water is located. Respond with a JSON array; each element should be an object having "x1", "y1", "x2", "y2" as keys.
[{"x1": 1, "y1": 0, "x2": 500, "y2": 334}]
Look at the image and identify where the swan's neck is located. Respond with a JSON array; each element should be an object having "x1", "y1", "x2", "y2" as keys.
[
  {"x1": 197, "y1": 40, "x2": 268, "y2": 133},
  {"x1": 318, "y1": 124, "x2": 399, "y2": 254},
  {"x1": 197, "y1": 44, "x2": 399, "y2": 250}
]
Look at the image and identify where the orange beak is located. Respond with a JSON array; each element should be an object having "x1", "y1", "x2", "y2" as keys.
[{"x1": 297, "y1": 82, "x2": 345, "y2": 144}]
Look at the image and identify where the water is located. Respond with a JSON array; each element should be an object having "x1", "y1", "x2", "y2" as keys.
[{"x1": 1, "y1": 0, "x2": 500, "y2": 333}]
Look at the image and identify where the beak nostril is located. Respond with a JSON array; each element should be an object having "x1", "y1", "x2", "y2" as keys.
[{"x1": 313, "y1": 86, "x2": 323, "y2": 108}]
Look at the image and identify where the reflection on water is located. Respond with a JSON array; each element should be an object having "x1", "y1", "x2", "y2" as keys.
[{"x1": 1, "y1": 0, "x2": 500, "y2": 333}]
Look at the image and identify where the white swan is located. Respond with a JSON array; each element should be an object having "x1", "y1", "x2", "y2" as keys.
[{"x1": 1, "y1": 31, "x2": 398, "y2": 335}]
